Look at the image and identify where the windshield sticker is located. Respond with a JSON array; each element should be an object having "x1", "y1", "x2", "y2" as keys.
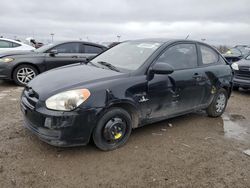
[{"x1": 137, "y1": 43, "x2": 160, "y2": 49}]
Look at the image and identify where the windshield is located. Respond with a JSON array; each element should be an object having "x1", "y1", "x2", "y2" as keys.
[
  {"x1": 237, "y1": 46, "x2": 250, "y2": 57},
  {"x1": 226, "y1": 47, "x2": 250, "y2": 57},
  {"x1": 91, "y1": 41, "x2": 162, "y2": 71},
  {"x1": 34, "y1": 43, "x2": 54, "y2": 53}
]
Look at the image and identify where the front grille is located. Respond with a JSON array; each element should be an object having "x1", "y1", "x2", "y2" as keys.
[
  {"x1": 239, "y1": 66, "x2": 250, "y2": 71},
  {"x1": 22, "y1": 87, "x2": 39, "y2": 110},
  {"x1": 235, "y1": 66, "x2": 250, "y2": 79},
  {"x1": 24, "y1": 116, "x2": 61, "y2": 139}
]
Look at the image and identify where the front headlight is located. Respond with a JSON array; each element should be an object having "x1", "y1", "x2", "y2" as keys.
[
  {"x1": 45, "y1": 89, "x2": 91, "y2": 111},
  {"x1": 231, "y1": 63, "x2": 239, "y2": 70},
  {"x1": 0, "y1": 57, "x2": 14, "y2": 63}
]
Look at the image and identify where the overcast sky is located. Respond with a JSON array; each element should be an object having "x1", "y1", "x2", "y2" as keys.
[{"x1": 0, "y1": 0, "x2": 249, "y2": 45}]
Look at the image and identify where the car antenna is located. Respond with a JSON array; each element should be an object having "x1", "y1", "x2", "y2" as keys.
[{"x1": 185, "y1": 34, "x2": 190, "y2": 40}]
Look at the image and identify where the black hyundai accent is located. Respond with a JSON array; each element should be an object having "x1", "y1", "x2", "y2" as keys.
[{"x1": 21, "y1": 39, "x2": 233, "y2": 151}]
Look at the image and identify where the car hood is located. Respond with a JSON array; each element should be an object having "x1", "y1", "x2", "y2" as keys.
[
  {"x1": 0, "y1": 50, "x2": 35, "y2": 58},
  {"x1": 27, "y1": 64, "x2": 123, "y2": 100},
  {"x1": 236, "y1": 59, "x2": 250, "y2": 67}
]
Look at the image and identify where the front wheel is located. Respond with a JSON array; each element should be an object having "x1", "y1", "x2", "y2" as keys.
[
  {"x1": 93, "y1": 108, "x2": 132, "y2": 151},
  {"x1": 206, "y1": 88, "x2": 228, "y2": 117},
  {"x1": 13, "y1": 64, "x2": 38, "y2": 86}
]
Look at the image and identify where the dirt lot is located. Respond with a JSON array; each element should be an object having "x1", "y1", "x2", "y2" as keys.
[{"x1": 0, "y1": 80, "x2": 249, "y2": 188}]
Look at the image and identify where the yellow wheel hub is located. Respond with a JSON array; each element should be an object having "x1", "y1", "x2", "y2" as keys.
[{"x1": 114, "y1": 132, "x2": 122, "y2": 139}]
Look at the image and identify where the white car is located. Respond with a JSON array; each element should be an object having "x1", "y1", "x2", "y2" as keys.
[{"x1": 0, "y1": 38, "x2": 35, "y2": 54}]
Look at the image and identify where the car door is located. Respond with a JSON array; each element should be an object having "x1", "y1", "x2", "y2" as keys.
[
  {"x1": 44, "y1": 42, "x2": 84, "y2": 70},
  {"x1": 146, "y1": 42, "x2": 206, "y2": 119}
]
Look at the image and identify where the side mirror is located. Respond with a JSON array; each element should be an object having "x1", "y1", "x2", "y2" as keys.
[
  {"x1": 151, "y1": 62, "x2": 174, "y2": 75},
  {"x1": 86, "y1": 55, "x2": 96, "y2": 61},
  {"x1": 49, "y1": 49, "x2": 58, "y2": 56}
]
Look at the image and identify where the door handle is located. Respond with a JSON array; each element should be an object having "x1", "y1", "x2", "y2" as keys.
[
  {"x1": 193, "y1": 73, "x2": 203, "y2": 81},
  {"x1": 71, "y1": 56, "x2": 78, "y2": 58},
  {"x1": 193, "y1": 73, "x2": 202, "y2": 78}
]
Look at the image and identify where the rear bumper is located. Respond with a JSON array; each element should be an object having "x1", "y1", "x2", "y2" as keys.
[{"x1": 233, "y1": 77, "x2": 250, "y2": 88}]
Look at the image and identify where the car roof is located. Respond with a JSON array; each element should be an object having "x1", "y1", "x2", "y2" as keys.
[
  {"x1": 128, "y1": 38, "x2": 204, "y2": 44},
  {"x1": 52, "y1": 40, "x2": 107, "y2": 48},
  {"x1": 0, "y1": 38, "x2": 24, "y2": 44}
]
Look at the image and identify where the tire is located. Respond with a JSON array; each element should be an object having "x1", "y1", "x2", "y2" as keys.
[
  {"x1": 13, "y1": 64, "x2": 38, "y2": 86},
  {"x1": 206, "y1": 88, "x2": 228, "y2": 117},
  {"x1": 93, "y1": 107, "x2": 132, "y2": 151}
]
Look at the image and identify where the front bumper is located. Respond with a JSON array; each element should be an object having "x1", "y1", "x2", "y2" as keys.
[
  {"x1": 233, "y1": 77, "x2": 250, "y2": 89},
  {"x1": 21, "y1": 100, "x2": 102, "y2": 147},
  {"x1": 0, "y1": 62, "x2": 12, "y2": 79}
]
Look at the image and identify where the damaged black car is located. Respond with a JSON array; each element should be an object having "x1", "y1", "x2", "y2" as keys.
[{"x1": 21, "y1": 39, "x2": 233, "y2": 151}]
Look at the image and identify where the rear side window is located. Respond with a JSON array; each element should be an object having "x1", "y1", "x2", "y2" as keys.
[
  {"x1": 200, "y1": 45, "x2": 219, "y2": 65},
  {"x1": 0, "y1": 40, "x2": 12, "y2": 48},
  {"x1": 50, "y1": 43, "x2": 81, "y2": 53},
  {"x1": 156, "y1": 43, "x2": 198, "y2": 70},
  {"x1": 12, "y1": 42, "x2": 21, "y2": 47},
  {"x1": 84, "y1": 45, "x2": 103, "y2": 54}
]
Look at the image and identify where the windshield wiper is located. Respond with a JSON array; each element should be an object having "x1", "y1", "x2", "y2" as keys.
[
  {"x1": 80, "y1": 57, "x2": 99, "y2": 67},
  {"x1": 84, "y1": 60, "x2": 100, "y2": 68},
  {"x1": 97, "y1": 61, "x2": 120, "y2": 72}
]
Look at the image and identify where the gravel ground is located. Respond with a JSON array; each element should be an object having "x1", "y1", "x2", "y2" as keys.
[{"x1": 0, "y1": 80, "x2": 250, "y2": 188}]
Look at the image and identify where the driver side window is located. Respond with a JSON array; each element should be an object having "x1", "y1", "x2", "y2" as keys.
[
  {"x1": 156, "y1": 43, "x2": 198, "y2": 70},
  {"x1": 50, "y1": 43, "x2": 80, "y2": 53},
  {"x1": 0, "y1": 40, "x2": 12, "y2": 48}
]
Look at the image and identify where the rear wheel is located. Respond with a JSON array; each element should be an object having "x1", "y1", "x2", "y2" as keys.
[
  {"x1": 13, "y1": 64, "x2": 38, "y2": 86},
  {"x1": 206, "y1": 88, "x2": 228, "y2": 117},
  {"x1": 93, "y1": 108, "x2": 132, "y2": 151}
]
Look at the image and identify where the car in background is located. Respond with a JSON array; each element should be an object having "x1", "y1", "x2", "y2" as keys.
[
  {"x1": 29, "y1": 39, "x2": 44, "y2": 49},
  {"x1": 231, "y1": 53, "x2": 250, "y2": 90},
  {"x1": 223, "y1": 45, "x2": 250, "y2": 63},
  {"x1": 21, "y1": 39, "x2": 233, "y2": 150},
  {"x1": 0, "y1": 41, "x2": 107, "y2": 86},
  {"x1": 0, "y1": 38, "x2": 35, "y2": 54}
]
